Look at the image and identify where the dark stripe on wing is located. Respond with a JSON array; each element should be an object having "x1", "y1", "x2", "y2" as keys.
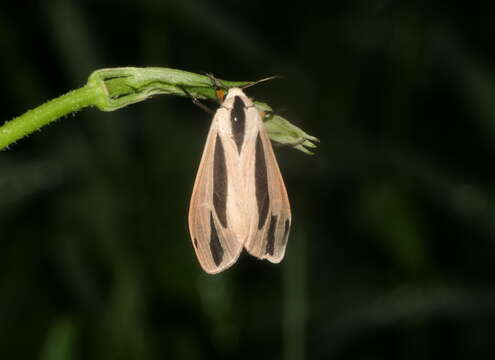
[
  {"x1": 255, "y1": 134, "x2": 270, "y2": 229},
  {"x1": 213, "y1": 134, "x2": 228, "y2": 228},
  {"x1": 209, "y1": 212, "x2": 224, "y2": 266},
  {"x1": 283, "y1": 219, "x2": 290, "y2": 245},
  {"x1": 231, "y1": 96, "x2": 246, "y2": 153},
  {"x1": 266, "y1": 214, "x2": 278, "y2": 256}
]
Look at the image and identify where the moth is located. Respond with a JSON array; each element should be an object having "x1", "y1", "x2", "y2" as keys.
[{"x1": 188, "y1": 86, "x2": 291, "y2": 274}]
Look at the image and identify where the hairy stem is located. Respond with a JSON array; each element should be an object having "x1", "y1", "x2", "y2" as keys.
[
  {"x1": 0, "y1": 85, "x2": 102, "y2": 149},
  {"x1": 0, "y1": 67, "x2": 319, "y2": 153}
]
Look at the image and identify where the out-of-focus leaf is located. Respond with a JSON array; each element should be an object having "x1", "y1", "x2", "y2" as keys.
[
  {"x1": 358, "y1": 181, "x2": 432, "y2": 275},
  {"x1": 41, "y1": 318, "x2": 78, "y2": 360}
]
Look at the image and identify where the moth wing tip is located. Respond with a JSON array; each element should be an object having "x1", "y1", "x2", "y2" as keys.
[
  {"x1": 202, "y1": 266, "x2": 226, "y2": 275},
  {"x1": 244, "y1": 245, "x2": 286, "y2": 264},
  {"x1": 199, "y1": 247, "x2": 243, "y2": 275},
  {"x1": 200, "y1": 261, "x2": 236, "y2": 275},
  {"x1": 266, "y1": 254, "x2": 285, "y2": 264}
]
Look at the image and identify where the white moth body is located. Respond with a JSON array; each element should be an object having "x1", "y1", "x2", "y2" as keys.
[{"x1": 188, "y1": 88, "x2": 291, "y2": 274}]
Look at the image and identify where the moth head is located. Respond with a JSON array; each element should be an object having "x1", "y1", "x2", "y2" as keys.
[{"x1": 225, "y1": 87, "x2": 246, "y2": 100}]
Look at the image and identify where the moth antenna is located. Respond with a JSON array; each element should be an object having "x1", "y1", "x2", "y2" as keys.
[{"x1": 241, "y1": 75, "x2": 281, "y2": 90}]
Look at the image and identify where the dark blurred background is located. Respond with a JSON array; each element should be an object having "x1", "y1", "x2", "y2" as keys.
[{"x1": 1, "y1": 0, "x2": 495, "y2": 359}]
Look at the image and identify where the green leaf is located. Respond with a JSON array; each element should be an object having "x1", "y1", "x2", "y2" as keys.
[{"x1": 1, "y1": 67, "x2": 319, "y2": 154}]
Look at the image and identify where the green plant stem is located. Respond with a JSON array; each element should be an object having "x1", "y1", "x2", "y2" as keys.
[
  {"x1": 0, "y1": 84, "x2": 101, "y2": 149},
  {"x1": 0, "y1": 67, "x2": 319, "y2": 153}
]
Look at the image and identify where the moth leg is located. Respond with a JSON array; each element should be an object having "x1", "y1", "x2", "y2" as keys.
[
  {"x1": 192, "y1": 98, "x2": 215, "y2": 114},
  {"x1": 179, "y1": 86, "x2": 215, "y2": 114},
  {"x1": 205, "y1": 73, "x2": 226, "y2": 90}
]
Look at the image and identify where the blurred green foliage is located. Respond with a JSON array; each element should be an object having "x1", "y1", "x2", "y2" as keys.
[{"x1": 1, "y1": 1, "x2": 495, "y2": 359}]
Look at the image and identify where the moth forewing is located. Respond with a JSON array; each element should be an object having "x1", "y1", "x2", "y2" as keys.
[
  {"x1": 244, "y1": 110, "x2": 291, "y2": 263},
  {"x1": 188, "y1": 114, "x2": 243, "y2": 274},
  {"x1": 216, "y1": 104, "x2": 254, "y2": 243},
  {"x1": 189, "y1": 86, "x2": 291, "y2": 273}
]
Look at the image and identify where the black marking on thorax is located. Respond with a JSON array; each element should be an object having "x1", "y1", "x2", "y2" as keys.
[
  {"x1": 231, "y1": 96, "x2": 246, "y2": 153},
  {"x1": 213, "y1": 134, "x2": 228, "y2": 228},
  {"x1": 209, "y1": 212, "x2": 224, "y2": 266},
  {"x1": 255, "y1": 134, "x2": 270, "y2": 229}
]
